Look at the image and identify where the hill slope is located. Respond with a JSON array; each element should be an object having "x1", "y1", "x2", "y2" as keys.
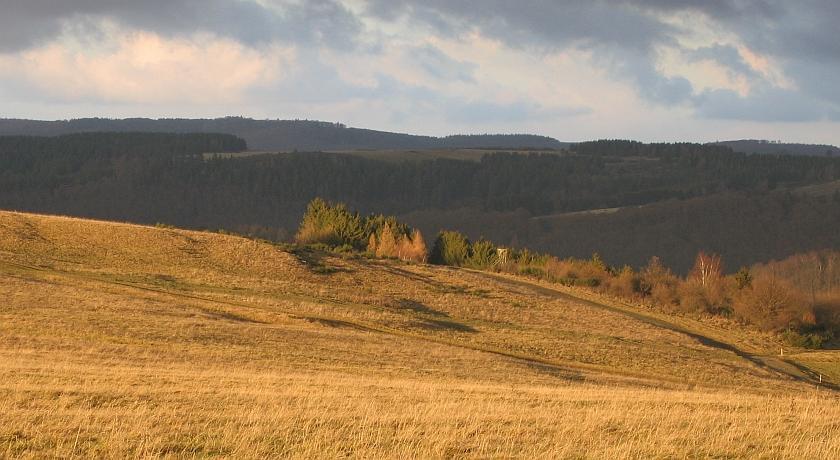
[
  {"x1": 1, "y1": 211, "x2": 838, "y2": 457},
  {"x1": 0, "y1": 117, "x2": 567, "y2": 151}
]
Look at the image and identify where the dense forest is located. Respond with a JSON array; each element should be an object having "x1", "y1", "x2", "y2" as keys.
[
  {"x1": 0, "y1": 118, "x2": 566, "y2": 151},
  {"x1": 713, "y1": 140, "x2": 840, "y2": 157},
  {"x1": 2, "y1": 133, "x2": 839, "y2": 272},
  {"x1": 404, "y1": 190, "x2": 840, "y2": 273}
]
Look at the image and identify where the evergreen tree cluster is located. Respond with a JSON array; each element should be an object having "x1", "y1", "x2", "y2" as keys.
[{"x1": 295, "y1": 198, "x2": 426, "y2": 262}]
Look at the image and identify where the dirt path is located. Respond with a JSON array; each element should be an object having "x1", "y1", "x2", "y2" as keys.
[
  {"x1": 0, "y1": 258, "x2": 679, "y2": 387},
  {"x1": 477, "y1": 271, "x2": 838, "y2": 390},
  {"x1": 3, "y1": 257, "x2": 835, "y2": 390}
]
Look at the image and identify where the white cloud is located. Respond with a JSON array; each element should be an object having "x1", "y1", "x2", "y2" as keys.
[
  {"x1": 1, "y1": 1, "x2": 840, "y2": 144},
  {"x1": 0, "y1": 30, "x2": 291, "y2": 105}
]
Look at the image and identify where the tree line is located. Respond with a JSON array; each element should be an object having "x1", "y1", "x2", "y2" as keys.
[
  {"x1": 2, "y1": 133, "x2": 840, "y2": 274},
  {"x1": 297, "y1": 198, "x2": 839, "y2": 348},
  {"x1": 0, "y1": 117, "x2": 565, "y2": 151},
  {"x1": 4, "y1": 134, "x2": 839, "y2": 217}
]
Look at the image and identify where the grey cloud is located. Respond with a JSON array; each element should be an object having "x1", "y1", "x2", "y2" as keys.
[
  {"x1": 626, "y1": 0, "x2": 780, "y2": 21},
  {"x1": 711, "y1": 1, "x2": 840, "y2": 63},
  {"x1": 366, "y1": 0, "x2": 675, "y2": 52},
  {"x1": 599, "y1": 48, "x2": 694, "y2": 105},
  {"x1": 364, "y1": 0, "x2": 840, "y2": 120},
  {"x1": 693, "y1": 87, "x2": 834, "y2": 123},
  {"x1": 410, "y1": 45, "x2": 476, "y2": 82},
  {"x1": 446, "y1": 100, "x2": 590, "y2": 124},
  {"x1": 673, "y1": 1, "x2": 840, "y2": 111},
  {"x1": 0, "y1": 0, "x2": 362, "y2": 52},
  {"x1": 688, "y1": 44, "x2": 758, "y2": 78},
  {"x1": 245, "y1": 54, "x2": 589, "y2": 127},
  {"x1": 364, "y1": 1, "x2": 692, "y2": 105},
  {"x1": 247, "y1": 54, "x2": 378, "y2": 105},
  {"x1": 4, "y1": 0, "x2": 840, "y2": 126}
]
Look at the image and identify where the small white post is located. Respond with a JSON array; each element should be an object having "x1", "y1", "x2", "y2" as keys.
[
  {"x1": 780, "y1": 347, "x2": 784, "y2": 356},
  {"x1": 819, "y1": 374, "x2": 823, "y2": 384}
]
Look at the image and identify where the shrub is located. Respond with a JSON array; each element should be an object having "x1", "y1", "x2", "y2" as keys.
[
  {"x1": 368, "y1": 225, "x2": 428, "y2": 263},
  {"x1": 512, "y1": 248, "x2": 550, "y2": 267},
  {"x1": 781, "y1": 329, "x2": 825, "y2": 349},
  {"x1": 543, "y1": 256, "x2": 609, "y2": 287},
  {"x1": 295, "y1": 198, "x2": 365, "y2": 248},
  {"x1": 812, "y1": 291, "x2": 840, "y2": 335},
  {"x1": 400, "y1": 229, "x2": 428, "y2": 263},
  {"x1": 678, "y1": 252, "x2": 729, "y2": 314},
  {"x1": 519, "y1": 266, "x2": 546, "y2": 278},
  {"x1": 296, "y1": 199, "x2": 427, "y2": 262},
  {"x1": 467, "y1": 239, "x2": 498, "y2": 269},
  {"x1": 430, "y1": 231, "x2": 471, "y2": 266},
  {"x1": 732, "y1": 273, "x2": 809, "y2": 331},
  {"x1": 607, "y1": 266, "x2": 640, "y2": 298},
  {"x1": 373, "y1": 222, "x2": 398, "y2": 258},
  {"x1": 734, "y1": 267, "x2": 753, "y2": 289},
  {"x1": 640, "y1": 256, "x2": 680, "y2": 307}
]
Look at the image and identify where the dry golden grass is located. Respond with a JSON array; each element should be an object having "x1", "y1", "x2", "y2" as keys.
[{"x1": 1, "y1": 210, "x2": 839, "y2": 458}]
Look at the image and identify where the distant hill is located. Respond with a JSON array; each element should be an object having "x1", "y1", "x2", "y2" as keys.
[
  {"x1": 402, "y1": 190, "x2": 840, "y2": 274},
  {"x1": 712, "y1": 139, "x2": 840, "y2": 157},
  {"x1": 3, "y1": 134, "x2": 840, "y2": 272},
  {"x1": 0, "y1": 117, "x2": 567, "y2": 151}
]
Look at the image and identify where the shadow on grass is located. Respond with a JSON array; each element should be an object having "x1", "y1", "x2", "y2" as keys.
[
  {"x1": 392, "y1": 298, "x2": 449, "y2": 317},
  {"x1": 290, "y1": 247, "x2": 352, "y2": 275},
  {"x1": 389, "y1": 298, "x2": 477, "y2": 332},
  {"x1": 524, "y1": 362, "x2": 586, "y2": 381},
  {"x1": 292, "y1": 315, "x2": 376, "y2": 332},
  {"x1": 375, "y1": 263, "x2": 494, "y2": 298},
  {"x1": 202, "y1": 309, "x2": 267, "y2": 324},
  {"x1": 413, "y1": 318, "x2": 478, "y2": 333}
]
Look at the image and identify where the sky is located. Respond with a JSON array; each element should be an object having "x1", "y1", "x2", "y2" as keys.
[{"x1": 1, "y1": 0, "x2": 839, "y2": 144}]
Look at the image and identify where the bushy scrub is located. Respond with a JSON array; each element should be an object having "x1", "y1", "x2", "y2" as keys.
[
  {"x1": 296, "y1": 198, "x2": 427, "y2": 262},
  {"x1": 430, "y1": 231, "x2": 472, "y2": 267}
]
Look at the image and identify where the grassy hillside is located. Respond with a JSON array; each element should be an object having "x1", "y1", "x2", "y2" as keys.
[{"x1": 1, "y1": 211, "x2": 839, "y2": 457}]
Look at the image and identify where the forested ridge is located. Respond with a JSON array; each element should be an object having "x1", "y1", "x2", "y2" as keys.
[
  {"x1": 712, "y1": 139, "x2": 840, "y2": 157},
  {"x1": 2, "y1": 133, "x2": 839, "y2": 272},
  {"x1": 0, "y1": 117, "x2": 565, "y2": 151}
]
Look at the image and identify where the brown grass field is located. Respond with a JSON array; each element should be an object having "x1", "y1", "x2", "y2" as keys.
[{"x1": 1, "y1": 210, "x2": 839, "y2": 458}]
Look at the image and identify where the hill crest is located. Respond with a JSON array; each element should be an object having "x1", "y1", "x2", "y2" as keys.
[{"x1": 0, "y1": 117, "x2": 567, "y2": 151}]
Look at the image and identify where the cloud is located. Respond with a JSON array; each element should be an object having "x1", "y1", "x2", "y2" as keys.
[
  {"x1": 693, "y1": 87, "x2": 833, "y2": 123},
  {"x1": 1, "y1": 0, "x2": 840, "y2": 141},
  {"x1": 410, "y1": 45, "x2": 477, "y2": 82},
  {"x1": 363, "y1": 1, "x2": 697, "y2": 106},
  {"x1": 365, "y1": 1, "x2": 674, "y2": 52},
  {"x1": 364, "y1": 1, "x2": 840, "y2": 120},
  {"x1": 702, "y1": 2, "x2": 840, "y2": 110},
  {"x1": 688, "y1": 44, "x2": 759, "y2": 79},
  {"x1": 0, "y1": 0, "x2": 363, "y2": 52},
  {"x1": 0, "y1": 31, "x2": 288, "y2": 105},
  {"x1": 446, "y1": 100, "x2": 590, "y2": 124}
]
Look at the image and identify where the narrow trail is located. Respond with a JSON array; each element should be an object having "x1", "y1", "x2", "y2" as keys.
[
  {"x1": 476, "y1": 271, "x2": 838, "y2": 390},
  {"x1": 0, "y1": 258, "x2": 681, "y2": 388},
  {"x1": 2, "y1": 257, "x2": 835, "y2": 391}
]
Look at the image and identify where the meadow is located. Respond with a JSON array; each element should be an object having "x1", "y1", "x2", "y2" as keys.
[{"x1": 1, "y1": 211, "x2": 838, "y2": 458}]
